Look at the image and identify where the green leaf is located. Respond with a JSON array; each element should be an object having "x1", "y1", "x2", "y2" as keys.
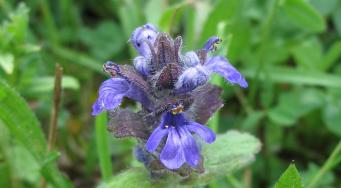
[
  {"x1": 282, "y1": 0, "x2": 326, "y2": 32},
  {"x1": 0, "y1": 53, "x2": 14, "y2": 74},
  {"x1": 302, "y1": 163, "x2": 335, "y2": 188},
  {"x1": 50, "y1": 45, "x2": 103, "y2": 74},
  {"x1": 41, "y1": 151, "x2": 61, "y2": 167},
  {"x1": 0, "y1": 80, "x2": 47, "y2": 159},
  {"x1": 320, "y1": 41, "x2": 341, "y2": 71},
  {"x1": 79, "y1": 21, "x2": 125, "y2": 60},
  {"x1": 100, "y1": 131, "x2": 260, "y2": 187},
  {"x1": 0, "y1": 162, "x2": 11, "y2": 188},
  {"x1": 332, "y1": 6, "x2": 341, "y2": 37},
  {"x1": 158, "y1": 2, "x2": 187, "y2": 33},
  {"x1": 199, "y1": 0, "x2": 241, "y2": 44},
  {"x1": 0, "y1": 79, "x2": 73, "y2": 188},
  {"x1": 291, "y1": 37, "x2": 322, "y2": 70},
  {"x1": 241, "y1": 111, "x2": 265, "y2": 131},
  {"x1": 323, "y1": 99, "x2": 341, "y2": 136},
  {"x1": 5, "y1": 3, "x2": 29, "y2": 43},
  {"x1": 99, "y1": 168, "x2": 154, "y2": 188},
  {"x1": 10, "y1": 145, "x2": 40, "y2": 184},
  {"x1": 242, "y1": 66, "x2": 341, "y2": 88},
  {"x1": 118, "y1": 0, "x2": 144, "y2": 55},
  {"x1": 310, "y1": 0, "x2": 339, "y2": 16},
  {"x1": 268, "y1": 88, "x2": 325, "y2": 126},
  {"x1": 275, "y1": 164, "x2": 303, "y2": 188},
  {"x1": 195, "y1": 130, "x2": 261, "y2": 185},
  {"x1": 145, "y1": 0, "x2": 165, "y2": 25},
  {"x1": 227, "y1": 20, "x2": 251, "y2": 61},
  {"x1": 28, "y1": 76, "x2": 80, "y2": 93}
]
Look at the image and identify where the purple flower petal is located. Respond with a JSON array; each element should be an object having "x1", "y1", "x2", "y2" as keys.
[
  {"x1": 187, "y1": 121, "x2": 216, "y2": 143},
  {"x1": 175, "y1": 65, "x2": 209, "y2": 93},
  {"x1": 146, "y1": 126, "x2": 168, "y2": 152},
  {"x1": 92, "y1": 78, "x2": 128, "y2": 115},
  {"x1": 91, "y1": 78, "x2": 150, "y2": 115},
  {"x1": 130, "y1": 24, "x2": 158, "y2": 57},
  {"x1": 133, "y1": 56, "x2": 149, "y2": 76},
  {"x1": 160, "y1": 127, "x2": 185, "y2": 169},
  {"x1": 205, "y1": 56, "x2": 248, "y2": 88},
  {"x1": 178, "y1": 127, "x2": 200, "y2": 167},
  {"x1": 182, "y1": 51, "x2": 200, "y2": 67}
]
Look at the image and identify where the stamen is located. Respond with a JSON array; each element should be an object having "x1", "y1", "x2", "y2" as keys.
[
  {"x1": 103, "y1": 61, "x2": 119, "y2": 77},
  {"x1": 203, "y1": 36, "x2": 222, "y2": 52},
  {"x1": 171, "y1": 104, "x2": 184, "y2": 115}
]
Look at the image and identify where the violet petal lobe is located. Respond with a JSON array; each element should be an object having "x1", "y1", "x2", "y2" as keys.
[
  {"x1": 146, "y1": 126, "x2": 168, "y2": 152},
  {"x1": 187, "y1": 121, "x2": 216, "y2": 143},
  {"x1": 130, "y1": 23, "x2": 158, "y2": 57},
  {"x1": 205, "y1": 56, "x2": 248, "y2": 88},
  {"x1": 178, "y1": 127, "x2": 201, "y2": 167},
  {"x1": 133, "y1": 56, "x2": 149, "y2": 76},
  {"x1": 160, "y1": 127, "x2": 186, "y2": 169},
  {"x1": 92, "y1": 78, "x2": 129, "y2": 115},
  {"x1": 91, "y1": 78, "x2": 150, "y2": 115},
  {"x1": 175, "y1": 65, "x2": 209, "y2": 93},
  {"x1": 182, "y1": 51, "x2": 200, "y2": 67}
]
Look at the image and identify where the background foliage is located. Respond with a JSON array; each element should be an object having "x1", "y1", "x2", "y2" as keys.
[{"x1": 0, "y1": 0, "x2": 341, "y2": 187}]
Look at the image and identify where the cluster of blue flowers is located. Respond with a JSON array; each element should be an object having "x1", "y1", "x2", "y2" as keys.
[{"x1": 92, "y1": 24, "x2": 247, "y2": 176}]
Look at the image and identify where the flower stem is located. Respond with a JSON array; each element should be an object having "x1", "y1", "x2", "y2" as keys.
[
  {"x1": 47, "y1": 64, "x2": 63, "y2": 151},
  {"x1": 307, "y1": 141, "x2": 341, "y2": 188},
  {"x1": 40, "y1": 64, "x2": 63, "y2": 188},
  {"x1": 95, "y1": 113, "x2": 113, "y2": 182}
]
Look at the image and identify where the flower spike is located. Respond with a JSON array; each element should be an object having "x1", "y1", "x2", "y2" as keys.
[{"x1": 92, "y1": 24, "x2": 248, "y2": 176}]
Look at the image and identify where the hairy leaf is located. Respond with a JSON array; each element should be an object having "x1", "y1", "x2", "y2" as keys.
[{"x1": 100, "y1": 131, "x2": 260, "y2": 188}]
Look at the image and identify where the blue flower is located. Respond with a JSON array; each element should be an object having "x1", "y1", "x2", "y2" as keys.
[
  {"x1": 91, "y1": 23, "x2": 248, "y2": 174},
  {"x1": 146, "y1": 112, "x2": 215, "y2": 169},
  {"x1": 175, "y1": 37, "x2": 248, "y2": 93},
  {"x1": 92, "y1": 77, "x2": 150, "y2": 115}
]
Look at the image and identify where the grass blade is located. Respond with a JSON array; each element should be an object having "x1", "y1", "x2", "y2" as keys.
[{"x1": 95, "y1": 113, "x2": 113, "y2": 181}]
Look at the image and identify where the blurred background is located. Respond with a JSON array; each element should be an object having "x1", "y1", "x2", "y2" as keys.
[{"x1": 0, "y1": 0, "x2": 341, "y2": 187}]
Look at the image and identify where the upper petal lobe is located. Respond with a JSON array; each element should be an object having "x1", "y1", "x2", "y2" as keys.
[
  {"x1": 205, "y1": 56, "x2": 248, "y2": 88},
  {"x1": 92, "y1": 78, "x2": 150, "y2": 115}
]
